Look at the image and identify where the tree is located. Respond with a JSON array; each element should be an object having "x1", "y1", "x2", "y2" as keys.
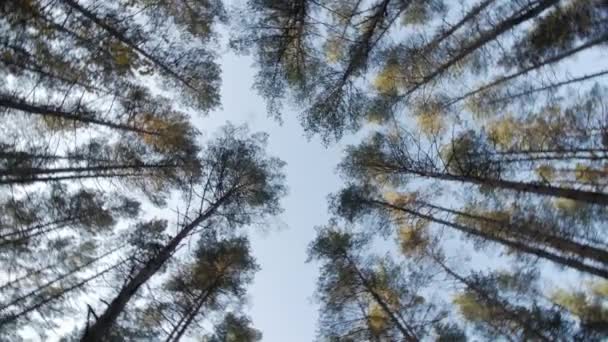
[
  {"x1": 332, "y1": 185, "x2": 608, "y2": 278},
  {"x1": 107, "y1": 234, "x2": 259, "y2": 341},
  {"x1": 308, "y1": 226, "x2": 445, "y2": 341},
  {"x1": 550, "y1": 281, "x2": 608, "y2": 339},
  {"x1": 81, "y1": 124, "x2": 286, "y2": 341},
  {"x1": 340, "y1": 130, "x2": 608, "y2": 205},
  {"x1": 234, "y1": 0, "x2": 608, "y2": 141}
]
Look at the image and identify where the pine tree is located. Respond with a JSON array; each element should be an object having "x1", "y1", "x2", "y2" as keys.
[{"x1": 81, "y1": 125, "x2": 286, "y2": 341}]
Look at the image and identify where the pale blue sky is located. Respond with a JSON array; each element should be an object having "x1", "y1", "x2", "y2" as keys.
[{"x1": 197, "y1": 51, "x2": 351, "y2": 342}]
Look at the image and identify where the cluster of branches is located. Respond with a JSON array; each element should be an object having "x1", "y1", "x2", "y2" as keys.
[
  {"x1": 233, "y1": 0, "x2": 608, "y2": 340},
  {"x1": 0, "y1": 1, "x2": 287, "y2": 340}
]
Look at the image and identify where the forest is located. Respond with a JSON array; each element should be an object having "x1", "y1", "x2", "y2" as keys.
[{"x1": 0, "y1": 0, "x2": 607, "y2": 341}]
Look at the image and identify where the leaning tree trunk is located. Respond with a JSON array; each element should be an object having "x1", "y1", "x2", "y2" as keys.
[
  {"x1": 80, "y1": 192, "x2": 233, "y2": 341},
  {"x1": 0, "y1": 95, "x2": 160, "y2": 136},
  {"x1": 368, "y1": 199, "x2": 608, "y2": 278},
  {"x1": 341, "y1": 251, "x2": 419, "y2": 342},
  {"x1": 418, "y1": 170, "x2": 608, "y2": 206},
  {"x1": 404, "y1": 0, "x2": 558, "y2": 97},
  {"x1": 430, "y1": 255, "x2": 552, "y2": 342}
]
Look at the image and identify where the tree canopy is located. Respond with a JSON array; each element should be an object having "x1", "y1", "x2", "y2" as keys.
[{"x1": 2, "y1": 0, "x2": 608, "y2": 340}]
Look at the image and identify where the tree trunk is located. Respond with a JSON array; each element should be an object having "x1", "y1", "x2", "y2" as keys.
[
  {"x1": 0, "y1": 217, "x2": 76, "y2": 240},
  {"x1": 485, "y1": 69, "x2": 608, "y2": 106},
  {"x1": 421, "y1": 201, "x2": 608, "y2": 266},
  {"x1": 80, "y1": 193, "x2": 232, "y2": 341},
  {"x1": 446, "y1": 33, "x2": 608, "y2": 106},
  {"x1": 0, "y1": 244, "x2": 123, "y2": 311},
  {"x1": 0, "y1": 95, "x2": 160, "y2": 136},
  {"x1": 0, "y1": 259, "x2": 126, "y2": 326},
  {"x1": 0, "y1": 163, "x2": 177, "y2": 178},
  {"x1": 0, "y1": 219, "x2": 77, "y2": 248},
  {"x1": 404, "y1": 0, "x2": 558, "y2": 97},
  {"x1": 422, "y1": 0, "x2": 496, "y2": 51},
  {"x1": 0, "y1": 171, "x2": 150, "y2": 186},
  {"x1": 417, "y1": 169, "x2": 608, "y2": 206},
  {"x1": 430, "y1": 255, "x2": 551, "y2": 342},
  {"x1": 167, "y1": 286, "x2": 217, "y2": 342},
  {"x1": 341, "y1": 252, "x2": 419, "y2": 342},
  {"x1": 62, "y1": 0, "x2": 200, "y2": 94},
  {"x1": 369, "y1": 199, "x2": 608, "y2": 278}
]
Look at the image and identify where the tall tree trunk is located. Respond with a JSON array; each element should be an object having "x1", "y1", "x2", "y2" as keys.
[
  {"x1": 0, "y1": 245, "x2": 126, "y2": 292},
  {"x1": 167, "y1": 285, "x2": 217, "y2": 342},
  {"x1": 430, "y1": 255, "x2": 552, "y2": 341},
  {"x1": 80, "y1": 192, "x2": 234, "y2": 341},
  {"x1": 0, "y1": 171, "x2": 151, "y2": 186},
  {"x1": 0, "y1": 151, "x2": 117, "y2": 164},
  {"x1": 368, "y1": 199, "x2": 608, "y2": 278},
  {"x1": 0, "y1": 219, "x2": 78, "y2": 248},
  {"x1": 62, "y1": 0, "x2": 200, "y2": 94},
  {"x1": 422, "y1": 0, "x2": 496, "y2": 52},
  {"x1": 340, "y1": 251, "x2": 419, "y2": 341},
  {"x1": 445, "y1": 33, "x2": 608, "y2": 106},
  {"x1": 0, "y1": 258, "x2": 126, "y2": 326},
  {"x1": 412, "y1": 169, "x2": 608, "y2": 206},
  {"x1": 485, "y1": 69, "x2": 608, "y2": 106},
  {"x1": 0, "y1": 217, "x2": 76, "y2": 240},
  {"x1": 0, "y1": 245, "x2": 124, "y2": 311},
  {"x1": 420, "y1": 201, "x2": 608, "y2": 266},
  {"x1": 404, "y1": 0, "x2": 558, "y2": 97},
  {"x1": 0, "y1": 163, "x2": 177, "y2": 178},
  {"x1": 0, "y1": 95, "x2": 161, "y2": 136}
]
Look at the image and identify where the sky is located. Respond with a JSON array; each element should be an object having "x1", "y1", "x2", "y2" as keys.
[
  {"x1": 9, "y1": 2, "x2": 607, "y2": 340},
  {"x1": 191, "y1": 31, "x2": 608, "y2": 342},
  {"x1": 196, "y1": 51, "x2": 350, "y2": 342}
]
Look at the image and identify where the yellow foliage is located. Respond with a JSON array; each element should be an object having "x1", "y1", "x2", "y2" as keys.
[
  {"x1": 374, "y1": 64, "x2": 401, "y2": 94},
  {"x1": 487, "y1": 117, "x2": 518, "y2": 148},
  {"x1": 453, "y1": 292, "x2": 491, "y2": 322},
  {"x1": 368, "y1": 303, "x2": 389, "y2": 334},
  {"x1": 456, "y1": 208, "x2": 511, "y2": 235},
  {"x1": 109, "y1": 41, "x2": 135, "y2": 70},
  {"x1": 575, "y1": 163, "x2": 602, "y2": 183},
  {"x1": 398, "y1": 220, "x2": 429, "y2": 256},
  {"x1": 42, "y1": 116, "x2": 84, "y2": 131},
  {"x1": 324, "y1": 36, "x2": 344, "y2": 63},
  {"x1": 551, "y1": 283, "x2": 608, "y2": 325},
  {"x1": 365, "y1": 110, "x2": 387, "y2": 124},
  {"x1": 552, "y1": 198, "x2": 583, "y2": 214},
  {"x1": 416, "y1": 112, "x2": 444, "y2": 136},
  {"x1": 535, "y1": 164, "x2": 555, "y2": 181},
  {"x1": 551, "y1": 289, "x2": 590, "y2": 318},
  {"x1": 383, "y1": 191, "x2": 417, "y2": 206},
  {"x1": 401, "y1": 2, "x2": 430, "y2": 26},
  {"x1": 375, "y1": 287, "x2": 401, "y2": 309},
  {"x1": 590, "y1": 281, "x2": 608, "y2": 299},
  {"x1": 138, "y1": 114, "x2": 187, "y2": 153}
]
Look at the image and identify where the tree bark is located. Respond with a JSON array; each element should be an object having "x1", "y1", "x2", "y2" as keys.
[
  {"x1": 430, "y1": 255, "x2": 551, "y2": 342},
  {"x1": 420, "y1": 201, "x2": 608, "y2": 266},
  {"x1": 167, "y1": 285, "x2": 217, "y2": 342},
  {"x1": 0, "y1": 245, "x2": 123, "y2": 311},
  {"x1": 0, "y1": 258, "x2": 126, "y2": 326},
  {"x1": 0, "y1": 163, "x2": 177, "y2": 177}
]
